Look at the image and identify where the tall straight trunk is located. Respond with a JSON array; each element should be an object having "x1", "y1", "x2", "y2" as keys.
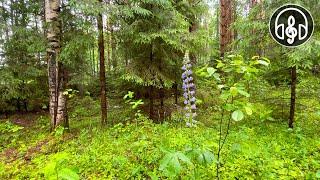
[
  {"x1": 149, "y1": 86, "x2": 154, "y2": 119},
  {"x1": 149, "y1": 45, "x2": 154, "y2": 119},
  {"x1": 125, "y1": 52, "x2": 128, "y2": 67},
  {"x1": 45, "y1": 0, "x2": 68, "y2": 130},
  {"x1": 174, "y1": 83, "x2": 178, "y2": 104},
  {"x1": 189, "y1": 20, "x2": 198, "y2": 64},
  {"x1": 111, "y1": 27, "x2": 117, "y2": 70},
  {"x1": 250, "y1": 0, "x2": 264, "y2": 56},
  {"x1": 216, "y1": 6, "x2": 219, "y2": 40},
  {"x1": 289, "y1": 66, "x2": 297, "y2": 128},
  {"x1": 97, "y1": 0, "x2": 107, "y2": 125},
  {"x1": 219, "y1": 0, "x2": 233, "y2": 57},
  {"x1": 106, "y1": 18, "x2": 111, "y2": 71}
]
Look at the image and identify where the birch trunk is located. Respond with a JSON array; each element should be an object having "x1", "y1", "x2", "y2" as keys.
[{"x1": 45, "y1": 0, "x2": 67, "y2": 130}]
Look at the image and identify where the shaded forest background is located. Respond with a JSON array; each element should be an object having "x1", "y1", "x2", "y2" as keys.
[{"x1": 1, "y1": 0, "x2": 320, "y2": 179}]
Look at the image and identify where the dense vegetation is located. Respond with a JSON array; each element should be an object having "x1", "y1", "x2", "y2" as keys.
[{"x1": 0, "y1": 0, "x2": 320, "y2": 179}]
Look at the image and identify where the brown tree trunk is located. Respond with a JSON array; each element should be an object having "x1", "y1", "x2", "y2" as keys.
[
  {"x1": 219, "y1": 0, "x2": 233, "y2": 57},
  {"x1": 149, "y1": 86, "x2": 154, "y2": 119},
  {"x1": 174, "y1": 83, "x2": 178, "y2": 104},
  {"x1": 189, "y1": 20, "x2": 198, "y2": 64},
  {"x1": 97, "y1": 0, "x2": 107, "y2": 125},
  {"x1": 289, "y1": 66, "x2": 297, "y2": 128},
  {"x1": 111, "y1": 27, "x2": 117, "y2": 70},
  {"x1": 106, "y1": 18, "x2": 111, "y2": 71},
  {"x1": 149, "y1": 45, "x2": 154, "y2": 119},
  {"x1": 45, "y1": 0, "x2": 68, "y2": 130}
]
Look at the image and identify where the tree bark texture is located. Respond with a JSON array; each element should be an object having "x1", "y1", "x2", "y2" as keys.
[
  {"x1": 219, "y1": 0, "x2": 234, "y2": 57},
  {"x1": 97, "y1": 1, "x2": 108, "y2": 125},
  {"x1": 45, "y1": 0, "x2": 68, "y2": 130},
  {"x1": 289, "y1": 66, "x2": 297, "y2": 128}
]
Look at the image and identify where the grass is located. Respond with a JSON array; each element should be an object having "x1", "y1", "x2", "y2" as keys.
[{"x1": 1, "y1": 96, "x2": 320, "y2": 179}]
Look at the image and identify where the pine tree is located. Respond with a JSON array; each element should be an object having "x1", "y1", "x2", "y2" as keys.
[{"x1": 97, "y1": 0, "x2": 108, "y2": 125}]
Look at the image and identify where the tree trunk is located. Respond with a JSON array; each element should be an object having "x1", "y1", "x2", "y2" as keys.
[
  {"x1": 45, "y1": 0, "x2": 68, "y2": 130},
  {"x1": 174, "y1": 83, "x2": 178, "y2": 104},
  {"x1": 189, "y1": 20, "x2": 198, "y2": 64},
  {"x1": 289, "y1": 66, "x2": 297, "y2": 128},
  {"x1": 97, "y1": 0, "x2": 107, "y2": 125},
  {"x1": 149, "y1": 45, "x2": 154, "y2": 119},
  {"x1": 219, "y1": 0, "x2": 233, "y2": 57},
  {"x1": 149, "y1": 86, "x2": 154, "y2": 119},
  {"x1": 111, "y1": 27, "x2": 117, "y2": 70},
  {"x1": 107, "y1": 18, "x2": 111, "y2": 71}
]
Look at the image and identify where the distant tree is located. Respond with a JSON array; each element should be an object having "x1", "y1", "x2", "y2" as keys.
[{"x1": 97, "y1": 0, "x2": 107, "y2": 125}]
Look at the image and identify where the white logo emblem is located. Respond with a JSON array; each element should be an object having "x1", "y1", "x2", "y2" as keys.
[{"x1": 270, "y1": 4, "x2": 314, "y2": 47}]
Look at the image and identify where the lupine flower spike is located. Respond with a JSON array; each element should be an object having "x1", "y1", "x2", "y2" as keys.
[{"x1": 181, "y1": 51, "x2": 197, "y2": 127}]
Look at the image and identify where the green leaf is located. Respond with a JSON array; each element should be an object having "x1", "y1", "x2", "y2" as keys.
[
  {"x1": 238, "y1": 89, "x2": 250, "y2": 97},
  {"x1": 316, "y1": 170, "x2": 320, "y2": 178},
  {"x1": 257, "y1": 60, "x2": 269, "y2": 66},
  {"x1": 217, "y1": 61, "x2": 224, "y2": 68},
  {"x1": 251, "y1": 56, "x2": 259, "y2": 59},
  {"x1": 213, "y1": 73, "x2": 221, "y2": 81},
  {"x1": 58, "y1": 168, "x2": 79, "y2": 180},
  {"x1": 232, "y1": 110, "x2": 244, "y2": 121},
  {"x1": 197, "y1": 151, "x2": 215, "y2": 165},
  {"x1": 244, "y1": 106, "x2": 253, "y2": 115},
  {"x1": 230, "y1": 87, "x2": 238, "y2": 96},
  {"x1": 159, "y1": 152, "x2": 192, "y2": 177},
  {"x1": 217, "y1": 85, "x2": 225, "y2": 89},
  {"x1": 176, "y1": 152, "x2": 192, "y2": 165},
  {"x1": 207, "y1": 67, "x2": 216, "y2": 76}
]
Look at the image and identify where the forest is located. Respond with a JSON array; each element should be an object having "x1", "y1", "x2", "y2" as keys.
[{"x1": 0, "y1": 0, "x2": 320, "y2": 179}]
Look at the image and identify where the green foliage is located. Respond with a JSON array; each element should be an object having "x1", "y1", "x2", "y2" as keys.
[
  {"x1": 159, "y1": 151, "x2": 192, "y2": 177},
  {"x1": 0, "y1": 121, "x2": 24, "y2": 133},
  {"x1": 1, "y1": 0, "x2": 320, "y2": 179},
  {"x1": 0, "y1": 121, "x2": 24, "y2": 147},
  {"x1": 232, "y1": 110, "x2": 244, "y2": 121},
  {"x1": 1, "y1": 107, "x2": 320, "y2": 179},
  {"x1": 0, "y1": 27, "x2": 47, "y2": 113},
  {"x1": 198, "y1": 55, "x2": 269, "y2": 124},
  {"x1": 123, "y1": 91, "x2": 144, "y2": 119},
  {"x1": 42, "y1": 152, "x2": 79, "y2": 180}
]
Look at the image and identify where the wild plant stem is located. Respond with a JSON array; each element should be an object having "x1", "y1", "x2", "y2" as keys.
[{"x1": 216, "y1": 97, "x2": 233, "y2": 179}]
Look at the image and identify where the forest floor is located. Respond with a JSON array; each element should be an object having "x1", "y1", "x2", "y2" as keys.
[{"x1": 1, "y1": 97, "x2": 320, "y2": 179}]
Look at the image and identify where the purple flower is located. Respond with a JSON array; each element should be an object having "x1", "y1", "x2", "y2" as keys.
[
  {"x1": 184, "y1": 100, "x2": 188, "y2": 105},
  {"x1": 182, "y1": 84, "x2": 187, "y2": 90},
  {"x1": 181, "y1": 50, "x2": 197, "y2": 127},
  {"x1": 181, "y1": 65, "x2": 186, "y2": 70},
  {"x1": 183, "y1": 92, "x2": 188, "y2": 98},
  {"x1": 182, "y1": 73, "x2": 186, "y2": 79}
]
